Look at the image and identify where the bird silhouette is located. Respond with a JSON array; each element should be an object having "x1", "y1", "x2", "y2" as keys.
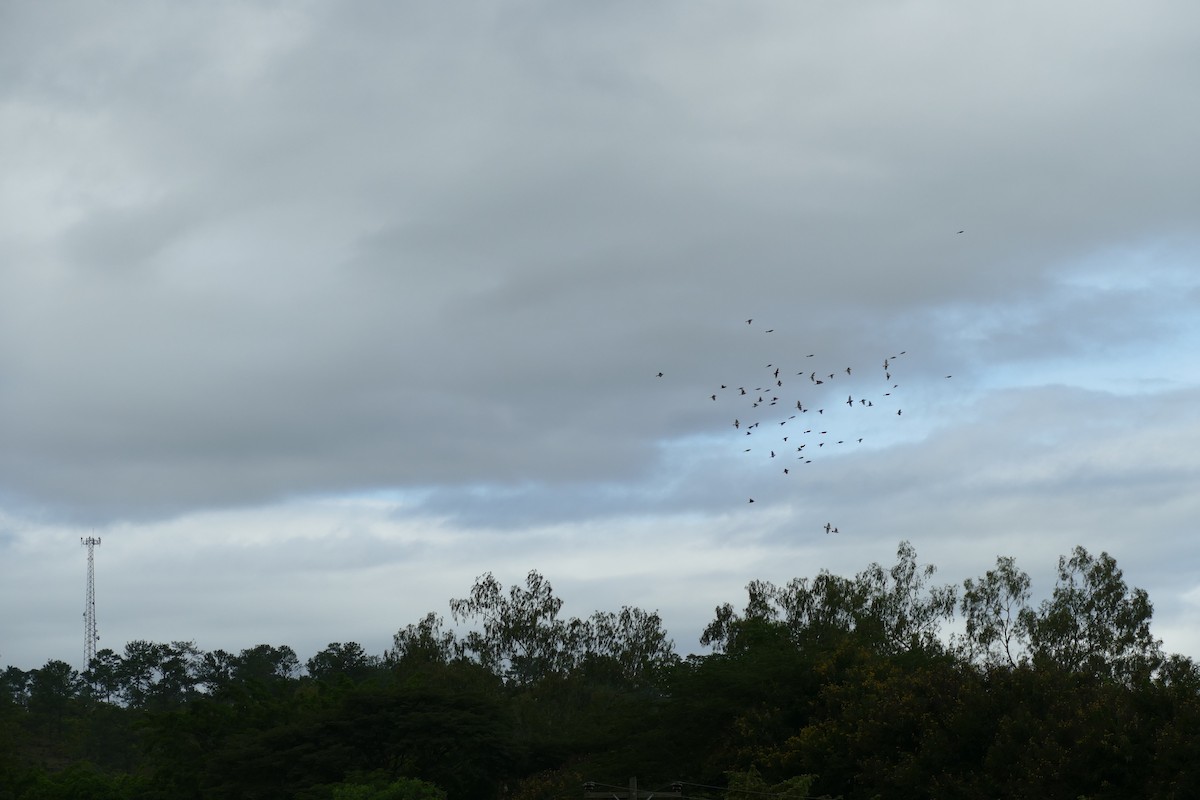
[{"x1": 690, "y1": 319, "x2": 948, "y2": 505}]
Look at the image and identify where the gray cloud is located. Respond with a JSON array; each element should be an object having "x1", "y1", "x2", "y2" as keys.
[{"x1": 2, "y1": 1, "x2": 1198, "y2": 668}]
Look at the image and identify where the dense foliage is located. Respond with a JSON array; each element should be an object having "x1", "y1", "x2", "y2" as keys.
[{"x1": 3, "y1": 544, "x2": 1197, "y2": 799}]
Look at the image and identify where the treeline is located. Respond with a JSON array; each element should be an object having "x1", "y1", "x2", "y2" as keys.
[{"x1": 2, "y1": 542, "x2": 1198, "y2": 799}]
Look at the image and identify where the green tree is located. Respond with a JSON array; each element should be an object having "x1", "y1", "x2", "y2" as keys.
[
  {"x1": 12, "y1": 761, "x2": 150, "y2": 800},
  {"x1": 1028, "y1": 546, "x2": 1162, "y2": 682},
  {"x1": 196, "y1": 648, "x2": 239, "y2": 694},
  {"x1": 234, "y1": 643, "x2": 301, "y2": 683},
  {"x1": 450, "y1": 570, "x2": 586, "y2": 685},
  {"x1": 112, "y1": 640, "x2": 202, "y2": 709},
  {"x1": 957, "y1": 555, "x2": 1033, "y2": 668},
  {"x1": 1, "y1": 665, "x2": 29, "y2": 707},
  {"x1": 83, "y1": 648, "x2": 124, "y2": 704},
  {"x1": 704, "y1": 542, "x2": 956, "y2": 657},
  {"x1": 725, "y1": 766, "x2": 816, "y2": 800},
  {"x1": 388, "y1": 613, "x2": 460, "y2": 668},
  {"x1": 307, "y1": 642, "x2": 383, "y2": 684},
  {"x1": 329, "y1": 774, "x2": 446, "y2": 800},
  {"x1": 583, "y1": 606, "x2": 677, "y2": 686},
  {"x1": 846, "y1": 540, "x2": 957, "y2": 654},
  {"x1": 27, "y1": 659, "x2": 82, "y2": 736}
]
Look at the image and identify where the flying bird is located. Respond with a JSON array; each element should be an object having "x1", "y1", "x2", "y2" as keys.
[{"x1": 693, "y1": 318, "x2": 950, "y2": 507}]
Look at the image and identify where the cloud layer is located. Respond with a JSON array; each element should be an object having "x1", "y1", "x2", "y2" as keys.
[{"x1": 1, "y1": 0, "x2": 1198, "y2": 669}]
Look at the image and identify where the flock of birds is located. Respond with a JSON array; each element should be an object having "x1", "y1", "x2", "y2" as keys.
[{"x1": 658, "y1": 318, "x2": 953, "y2": 533}]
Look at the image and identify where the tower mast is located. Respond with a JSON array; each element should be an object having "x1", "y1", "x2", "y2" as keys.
[{"x1": 82, "y1": 536, "x2": 101, "y2": 667}]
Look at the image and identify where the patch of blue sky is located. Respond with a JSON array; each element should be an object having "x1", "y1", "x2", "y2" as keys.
[
  {"x1": 934, "y1": 251, "x2": 1199, "y2": 397},
  {"x1": 974, "y1": 302, "x2": 1199, "y2": 397}
]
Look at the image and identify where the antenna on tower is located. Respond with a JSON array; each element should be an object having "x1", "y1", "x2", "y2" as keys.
[{"x1": 82, "y1": 536, "x2": 101, "y2": 668}]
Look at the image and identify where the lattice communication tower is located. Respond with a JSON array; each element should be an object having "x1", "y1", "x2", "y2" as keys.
[{"x1": 82, "y1": 536, "x2": 101, "y2": 667}]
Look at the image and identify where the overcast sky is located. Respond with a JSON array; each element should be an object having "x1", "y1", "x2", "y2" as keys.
[{"x1": 3, "y1": 0, "x2": 1199, "y2": 671}]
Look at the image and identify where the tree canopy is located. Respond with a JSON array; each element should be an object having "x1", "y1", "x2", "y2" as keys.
[{"x1": 2, "y1": 543, "x2": 1196, "y2": 800}]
